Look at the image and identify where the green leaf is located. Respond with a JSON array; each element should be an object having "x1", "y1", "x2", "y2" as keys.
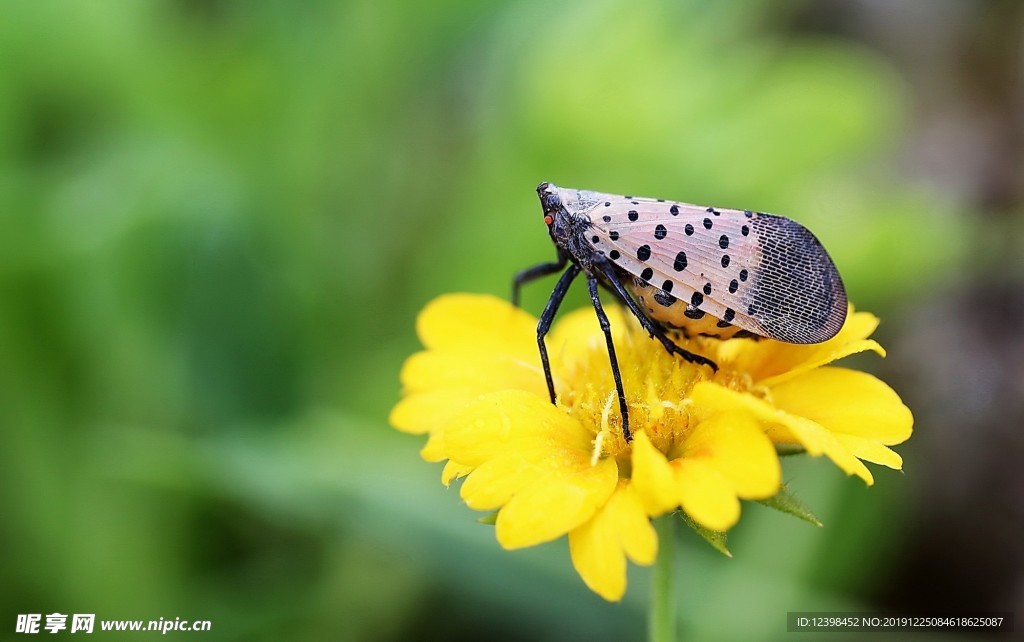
[
  {"x1": 476, "y1": 511, "x2": 499, "y2": 525},
  {"x1": 757, "y1": 484, "x2": 823, "y2": 527},
  {"x1": 680, "y1": 512, "x2": 731, "y2": 557}
]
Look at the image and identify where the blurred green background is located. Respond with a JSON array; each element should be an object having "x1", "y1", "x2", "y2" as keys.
[{"x1": 2, "y1": 1, "x2": 1022, "y2": 640}]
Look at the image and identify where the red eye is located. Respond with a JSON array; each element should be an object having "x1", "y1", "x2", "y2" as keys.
[{"x1": 544, "y1": 215, "x2": 554, "y2": 225}]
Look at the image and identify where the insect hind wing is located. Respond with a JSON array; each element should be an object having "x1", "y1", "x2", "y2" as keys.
[{"x1": 747, "y1": 214, "x2": 847, "y2": 343}]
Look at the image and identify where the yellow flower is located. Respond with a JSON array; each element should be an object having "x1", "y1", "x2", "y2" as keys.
[{"x1": 390, "y1": 294, "x2": 913, "y2": 601}]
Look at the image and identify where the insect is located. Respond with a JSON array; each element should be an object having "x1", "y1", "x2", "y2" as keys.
[{"x1": 513, "y1": 182, "x2": 847, "y2": 442}]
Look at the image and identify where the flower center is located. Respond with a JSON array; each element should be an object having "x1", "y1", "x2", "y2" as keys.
[
  {"x1": 553, "y1": 318, "x2": 707, "y2": 463},
  {"x1": 549, "y1": 310, "x2": 775, "y2": 469}
]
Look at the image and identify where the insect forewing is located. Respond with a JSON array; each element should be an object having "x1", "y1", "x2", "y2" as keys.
[{"x1": 590, "y1": 194, "x2": 847, "y2": 343}]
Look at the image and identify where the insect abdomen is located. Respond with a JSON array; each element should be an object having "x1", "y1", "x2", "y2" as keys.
[{"x1": 627, "y1": 277, "x2": 749, "y2": 340}]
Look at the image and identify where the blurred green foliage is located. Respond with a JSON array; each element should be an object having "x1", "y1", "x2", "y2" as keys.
[{"x1": 0, "y1": 1, "x2": 963, "y2": 640}]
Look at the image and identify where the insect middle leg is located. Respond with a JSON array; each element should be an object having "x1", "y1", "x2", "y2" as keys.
[
  {"x1": 535, "y1": 264, "x2": 581, "y2": 405},
  {"x1": 587, "y1": 275, "x2": 632, "y2": 442},
  {"x1": 597, "y1": 261, "x2": 719, "y2": 372}
]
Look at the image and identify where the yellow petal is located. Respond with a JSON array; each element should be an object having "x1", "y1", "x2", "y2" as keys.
[
  {"x1": 757, "y1": 335, "x2": 885, "y2": 387},
  {"x1": 495, "y1": 456, "x2": 618, "y2": 549},
  {"x1": 546, "y1": 306, "x2": 632, "y2": 366},
  {"x1": 568, "y1": 483, "x2": 657, "y2": 602},
  {"x1": 674, "y1": 459, "x2": 740, "y2": 532},
  {"x1": 631, "y1": 430, "x2": 683, "y2": 516},
  {"x1": 420, "y1": 430, "x2": 448, "y2": 462},
  {"x1": 390, "y1": 388, "x2": 480, "y2": 435},
  {"x1": 616, "y1": 485, "x2": 659, "y2": 566},
  {"x1": 833, "y1": 434, "x2": 904, "y2": 470},
  {"x1": 683, "y1": 412, "x2": 781, "y2": 498},
  {"x1": 690, "y1": 383, "x2": 824, "y2": 452},
  {"x1": 691, "y1": 382, "x2": 875, "y2": 484},
  {"x1": 417, "y1": 293, "x2": 537, "y2": 356},
  {"x1": 400, "y1": 350, "x2": 546, "y2": 396},
  {"x1": 779, "y1": 420, "x2": 874, "y2": 484},
  {"x1": 717, "y1": 308, "x2": 885, "y2": 386},
  {"x1": 441, "y1": 460, "x2": 473, "y2": 485},
  {"x1": 443, "y1": 390, "x2": 592, "y2": 467},
  {"x1": 770, "y1": 367, "x2": 913, "y2": 445},
  {"x1": 569, "y1": 518, "x2": 626, "y2": 601},
  {"x1": 459, "y1": 453, "x2": 543, "y2": 510},
  {"x1": 545, "y1": 307, "x2": 604, "y2": 364}
]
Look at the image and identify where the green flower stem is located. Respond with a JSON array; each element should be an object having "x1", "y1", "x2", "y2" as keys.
[{"x1": 649, "y1": 514, "x2": 677, "y2": 642}]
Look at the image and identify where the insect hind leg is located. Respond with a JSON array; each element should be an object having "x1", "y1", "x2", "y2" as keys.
[
  {"x1": 596, "y1": 262, "x2": 718, "y2": 373},
  {"x1": 587, "y1": 275, "x2": 631, "y2": 442},
  {"x1": 663, "y1": 339, "x2": 718, "y2": 371}
]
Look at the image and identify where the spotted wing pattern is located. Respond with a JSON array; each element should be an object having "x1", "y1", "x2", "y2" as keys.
[{"x1": 585, "y1": 193, "x2": 846, "y2": 344}]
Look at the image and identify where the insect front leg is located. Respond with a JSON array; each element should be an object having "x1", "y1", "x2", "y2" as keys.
[
  {"x1": 536, "y1": 264, "x2": 581, "y2": 405},
  {"x1": 587, "y1": 275, "x2": 631, "y2": 442},
  {"x1": 597, "y1": 262, "x2": 719, "y2": 372},
  {"x1": 512, "y1": 250, "x2": 568, "y2": 307}
]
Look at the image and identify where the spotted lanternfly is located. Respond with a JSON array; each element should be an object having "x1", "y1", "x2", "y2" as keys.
[{"x1": 513, "y1": 182, "x2": 847, "y2": 442}]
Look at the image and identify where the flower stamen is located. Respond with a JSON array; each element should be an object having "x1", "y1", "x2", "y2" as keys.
[{"x1": 592, "y1": 390, "x2": 616, "y2": 465}]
